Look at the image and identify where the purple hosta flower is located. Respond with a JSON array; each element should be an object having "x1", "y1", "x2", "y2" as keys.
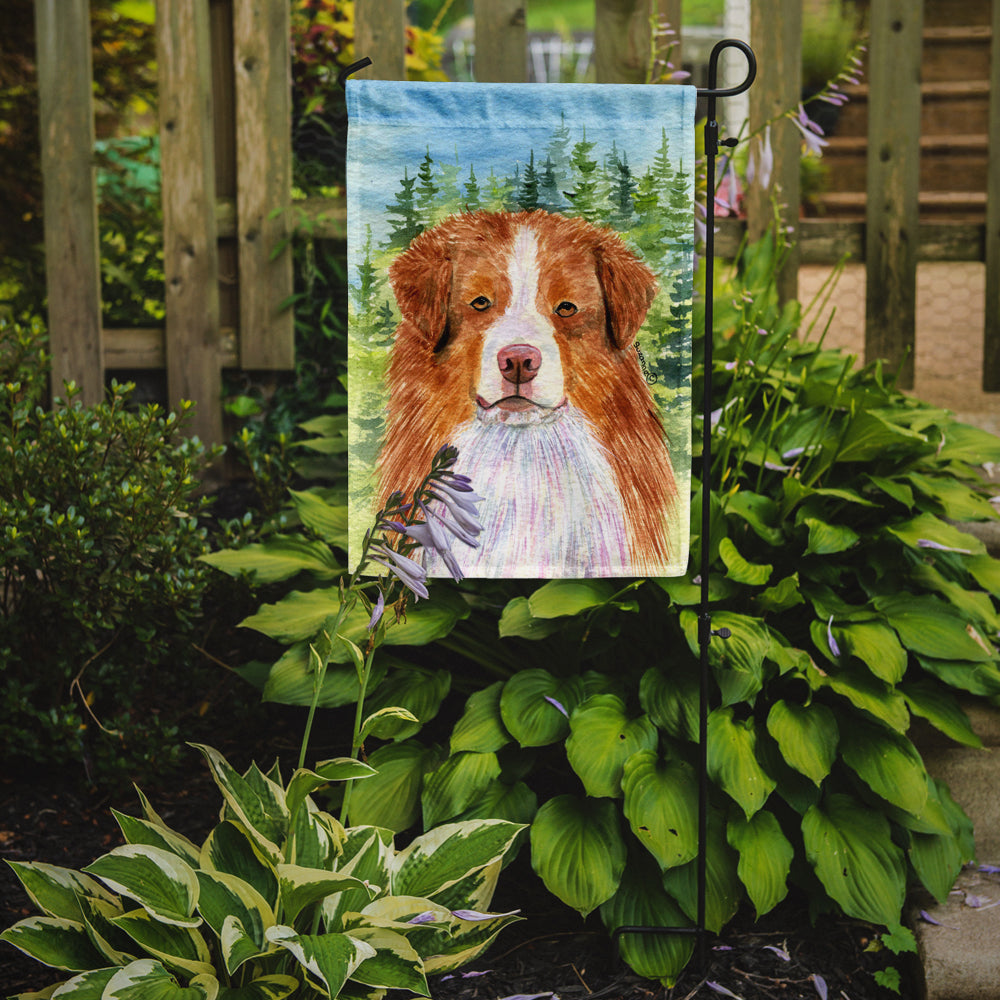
[
  {"x1": 827, "y1": 616, "x2": 842, "y2": 657},
  {"x1": 426, "y1": 478, "x2": 485, "y2": 537},
  {"x1": 979, "y1": 864, "x2": 1000, "y2": 874},
  {"x1": 917, "y1": 538, "x2": 973, "y2": 555},
  {"x1": 791, "y1": 104, "x2": 829, "y2": 156},
  {"x1": 407, "y1": 911, "x2": 438, "y2": 925},
  {"x1": 707, "y1": 982, "x2": 742, "y2": 999},
  {"x1": 763, "y1": 944, "x2": 791, "y2": 962},
  {"x1": 812, "y1": 974, "x2": 828, "y2": 1000},
  {"x1": 367, "y1": 589, "x2": 385, "y2": 631},
  {"x1": 544, "y1": 695, "x2": 569, "y2": 718},
  {"x1": 451, "y1": 908, "x2": 521, "y2": 921},
  {"x1": 747, "y1": 124, "x2": 774, "y2": 191},
  {"x1": 369, "y1": 542, "x2": 429, "y2": 600},
  {"x1": 715, "y1": 157, "x2": 741, "y2": 215}
]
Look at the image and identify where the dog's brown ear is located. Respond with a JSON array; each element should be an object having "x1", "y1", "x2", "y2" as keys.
[
  {"x1": 596, "y1": 235, "x2": 658, "y2": 350},
  {"x1": 388, "y1": 226, "x2": 452, "y2": 346}
]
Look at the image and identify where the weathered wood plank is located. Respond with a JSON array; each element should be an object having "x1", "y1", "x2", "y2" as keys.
[
  {"x1": 594, "y1": 0, "x2": 652, "y2": 84},
  {"x1": 354, "y1": 0, "x2": 406, "y2": 81},
  {"x1": 864, "y1": 0, "x2": 923, "y2": 389},
  {"x1": 716, "y1": 217, "x2": 986, "y2": 265},
  {"x1": 983, "y1": 0, "x2": 1000, "y2": 390},
  {"x1": 746, "y1": 0, "x2": 801, "y2": 304},
  {"x1": 157, "y1": 0, "x2": 223, "y2": 444},
  {"x1": 233, "y1": 0, "x2": 294, "y2": 369},
  {"x1": 34, "y1": 0, "x2": 104, "y2": 404},
  {"x1": 103, "y1": 328, "x2": 238, "y2": 370},
  {"x1": 474, "y1": 0, "x2": 526, "y2": 82}
]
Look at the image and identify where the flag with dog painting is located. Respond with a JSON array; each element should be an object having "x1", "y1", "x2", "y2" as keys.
[{"x1": 346, "y1": 80, "x2": 695, "y2": 579}]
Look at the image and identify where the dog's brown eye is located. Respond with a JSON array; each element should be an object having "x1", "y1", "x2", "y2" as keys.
[
  {"x1": 469, "y1": 296, "x2": 492, "y2": 312},
  {"x1": 554, "y1": 301, "x2": 578, "y2": 317}
]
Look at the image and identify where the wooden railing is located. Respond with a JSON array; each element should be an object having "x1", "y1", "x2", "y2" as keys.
[{"x1": 32, "y1": 0, "x2": 1000, "y2": 445}]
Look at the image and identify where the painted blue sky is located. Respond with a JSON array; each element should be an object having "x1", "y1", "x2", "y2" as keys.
[{"x1": 345, "y1": 80, "x2": 698, "y2": 263}]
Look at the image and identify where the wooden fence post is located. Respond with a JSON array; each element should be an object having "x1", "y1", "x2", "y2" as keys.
[
  {"x1": 865, "y1": 0, "x2": 923, "y2": 389},
  {"x1": 157, "y1": 0, "x2": 223, "y2": 445},
  {"x1": 746, "y1": 0, "x2": 801, "y2": 306},
  {"x1": 233, "y1": 0, "x2": 294, "y2": 370},
  {"x1": 983, "y1": 0, "x2": 1000, "y2": 390},
  {"x1": 594, "y1": 0, "x2": 652, "y2": 84},
  {"x1": 354, "y1": 0, "x2": 407, "y2": 80},
  {"x1": 474, "y1": 0, "x2": 527, "y2": 82},
  {"x1": 34, "y1": 0, "x2": 104, "y2": 405}
]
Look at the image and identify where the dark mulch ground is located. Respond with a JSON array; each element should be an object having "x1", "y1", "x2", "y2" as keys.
[{"x1": 1, "y1": 742, "x2": 914, "y2": 1000}]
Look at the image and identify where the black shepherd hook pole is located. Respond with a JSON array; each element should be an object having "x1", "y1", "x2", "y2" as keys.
[
  {"x1": 612, "y1": 38, "x2": 755, "y2": 976},
  {"x1": 337, "y1": 56, "x2": 373, "y2": 90}
]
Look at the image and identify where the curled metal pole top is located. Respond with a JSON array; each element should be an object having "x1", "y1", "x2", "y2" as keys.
[
  {"x1": 338, "y1": 56, "x2": 373, "y2": 90},
  {"x1": 697, "y1": 39, "x2": 756, "y2": 99}
]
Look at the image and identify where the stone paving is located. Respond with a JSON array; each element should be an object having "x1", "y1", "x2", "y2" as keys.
[{"x1": 798, "y1": 262, "x2": 1000, "y2": 435}]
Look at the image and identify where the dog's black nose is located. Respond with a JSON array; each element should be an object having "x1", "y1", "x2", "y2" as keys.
[{"x1": 498, "y1": 344, "x2": 542, "y2": 385}]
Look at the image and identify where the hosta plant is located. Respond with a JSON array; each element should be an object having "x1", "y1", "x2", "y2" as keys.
[
  {"x1": 343, "y1": 234, "x2": 1000, "y2": 984},
  {"x1": 1, "y1": 744, "x2": 523, "y2": 999}
]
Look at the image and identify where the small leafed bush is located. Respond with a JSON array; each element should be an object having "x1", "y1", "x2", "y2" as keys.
[
  {"x1": 0, "y1": 317, "x2": 218, "y2": 782},
  {"x1": 1, "y1": 744, "x2": 524, "y2": 998}
]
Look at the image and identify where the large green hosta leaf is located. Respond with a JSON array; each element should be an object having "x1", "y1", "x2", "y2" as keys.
[
  {"x1": 450, "y1": 681, "x2": 511, "y2": 754},
  {"x1": 527, "y1": 579, "x2": 618, "y2": 618},
  {"x1": 901, "y1": 680, "x2": 982, "y2": 748},
  {"x1": 600, "y1": 853, "x2": 694, "y2": 987},
  {"x1": 680, "y1": 610, "x2": 771, "y2": 706},
  {"x1": 727, "y1": 810, "x2": 793, "y2": 918},
  {"x1": 421, "y1": 751, "x2": 502, "y2": 828},
  {"x1": 621, "y1": 751, "x2": 699, "y2": 871},
  {"x1": 660, "y1": 810, "x2": 742, "y2": 934},
  {"x1": 831, "y1": 621, "x2": 907, "y2": 684},
  {"x1": 565, "y1": 695, "x2": 658, "y2": 798},
  {"x1": 499, "y1": 670, "x2": 585, "y2": 747},
  {"x1": 639, "y1": 664, "x2": 699, "y2": 743},
  {"x1": 765, "y1": 700, "x2": 838, "y2": 786},
  {"x1": 802, "y1": 793, "x2": 906, "y2": 926},
  {"x1": 707, "y1": 708, "x2": 775, "y2": 818},
  {"x1": 874, "y1": 594, "x2": 996, "y2": 663},
  {"x1": 839, "y1": 718, "x2": 929, "y2": 817},
  {"x1": 530, "y1": 795, "x2": 626, "y2": 917},
  {"x1": 346, "y1": 740, "x2": 442, "y2": 832},
  {"x1": 200, "y1": 535, "x2": 341, "y2": 584}
]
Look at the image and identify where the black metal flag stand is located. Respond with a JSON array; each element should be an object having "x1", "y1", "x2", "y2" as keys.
[{"x1": 340, "y1": 38, "x2": 758, "y2": 974}]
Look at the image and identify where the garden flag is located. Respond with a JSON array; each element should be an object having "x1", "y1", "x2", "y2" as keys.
[{"x1": 346, "y1": 81, "x2": 695, "y2": 579}]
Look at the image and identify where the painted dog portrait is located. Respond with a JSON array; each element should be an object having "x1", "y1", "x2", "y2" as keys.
[{"x1": 378, "y1": 209, "x2": 679, "y2": 577}]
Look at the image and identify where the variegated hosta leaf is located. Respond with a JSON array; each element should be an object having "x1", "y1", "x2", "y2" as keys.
[
  {"x1": 265, "y1": 926, "x2": 376, "y2": 998},
  {"x1": 323, "y1": 829, "x2": 393, "y2": 931},
  {"x1": 285, "y1": 760, "x2": 375, "y2": 823},
  {"x1": 345, "y1": 926, "x2": 429, "y2": 995},
  {"x1": 4, "y1": 861, "x2": 118, "y2": 922},
  {"x1": 288, "y1": 802, "x2": 343, "y2": 870},
  {"x1": 83, "y1": 846, "x2": 200, "y2": 928},
  {"x1": 44, "y1": 966, "x2": 118, "y2": 997},
  {"x1": 112, "y1": 810, "x2": 202, "y2": 868},
  {"x1": 802, "y1": 793, "x2": 906, "y2": 926},
  {"x1": 102, "y1": 958, "x2": 218, "y2": 999},
  {"x1": 661, "y1": 811, "x2": 742, "y2": 934},
  {"x1": 277, "y1": 865, "x2": 376, "y2": 925},
  {"x1": 391, "y1": 820, "x2": 524, "y2": 901},
  {"x1": 727, "y1": 810, "x2": 793, "y2": 917},
  {"x1": 214, "y1": 974, "x2": 299, "y2": 999},
  {"x1": 424, "y1": 859, "x2": 501, "y2": 916},
  {"x1": 421, "y1": 906, "x2": 523, "y2": 975},
  {"x1": 765, "y1": 700, "x2": 838, "y2": 786},
  {"x1": 599, "y1": 854, "x2": 694, "y2": 987},
  {"x1": 707, "y1": 707, "x2": 776, "y2": 819},
  {"x1": 420, "y1": 751, "x2": 501, "y2": 829},
  {"x1": 77, "y1": 894, "x2": 135, "y2": 966},
  {"x1": 565, "y1": 695, "x2": 658, "y2": 799},
  {"x1": 195, "y1": 871, "x2": 274, "y2": 974},
  {"x1": 529, "y1": 795, "x2": 626, "y2": 917},
  {"x1": 0, "y1": 916, "x2": 107, "y2": 971},
  {"x1": 191, "y1": 745, "x2": 287, "y2": 863},
  {"x1": 110, "y1": 908, "x2": 214, "y2": 979},
  {"x1": 621, "y1": 751, "x2": 699, "y2": 871},
  {"x1": 450, "y1": 681, "x2": 511, "y2": 754},
  {"x1": 200, "y1": 822, "x2": 278, "y2": 910}
]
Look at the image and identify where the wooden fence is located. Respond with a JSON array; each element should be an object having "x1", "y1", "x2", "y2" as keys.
[{"x1": 33, "y1": 0, "x2": 1000, "y2": 445}]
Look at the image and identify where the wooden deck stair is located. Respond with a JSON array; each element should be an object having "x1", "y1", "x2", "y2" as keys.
[{"x1": 815, "y1": 1, "x2": 993, "y2": 221}]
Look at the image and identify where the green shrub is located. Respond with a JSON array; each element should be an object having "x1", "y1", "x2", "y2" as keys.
[
  {"x1": 1, "y1": 743, "x2": 524, "y2": 997},
  {"x1": 0, "y1": 317, "x2": 220, "y2": 783}
]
